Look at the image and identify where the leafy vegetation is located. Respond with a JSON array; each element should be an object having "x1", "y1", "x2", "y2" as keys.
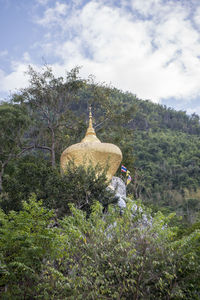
[
  {"x1": 1, "y1": 157, "x2": 114, "y2": 216},
  {"x1": 0, "y1": 103, "x2": 30, "y2": 192},
  {"x1": 0, "y1": 197, "x2": 200, "y2": 299},
  {"x1": 0, "y1": 66, "x2": 200, "y2": 298}
]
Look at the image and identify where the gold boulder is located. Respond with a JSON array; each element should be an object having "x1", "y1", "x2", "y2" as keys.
[{"x1": 60, "y1": 108, "x2": 122, "y2": 181}]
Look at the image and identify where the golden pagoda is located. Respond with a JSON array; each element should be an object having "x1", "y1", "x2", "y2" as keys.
[{"x1": 60, "y1": 107, "x2": 122, "y2": 181}]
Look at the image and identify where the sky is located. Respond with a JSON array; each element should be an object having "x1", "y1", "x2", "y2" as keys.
[{"x1": 0, "y1": 0, "x2": 200, "y2": 115}]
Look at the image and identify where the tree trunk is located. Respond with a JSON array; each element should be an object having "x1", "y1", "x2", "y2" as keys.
[
  {"x1": 0, "y1": 160, "x2": 6, "y2": 193},
  {"x1": 0, "y1": 169, "x2": 4, "y2": 193},
  {"x1": 51, "y1": 128, "x2": 56, "y2": 168}
]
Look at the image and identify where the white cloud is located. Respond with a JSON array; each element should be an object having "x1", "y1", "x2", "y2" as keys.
[
  {"x1": 1, "y1": 0, "x2": 200, "y2": 114},
  {"x1": 35, "y1": 0, "x2": 50, "y2": 6},
  {"x1": 0, "y1": 63, "x2": 29, "y2": 93},
  {"x1": 0, "y1": 53, "x2": 37, "y2": 95},
  {"x1": 23, "y1": 52, "x2": 31, "y2": 62},
  {"x1": 194, "y1": 6, "x2": 200, "y2": 26},
  {"x1": 34, "y1": 0, "x2": 200, "y2": 102},
  {"x1": 131, "y1": 0, "x2": 162, "y2": 17},
  {"x1": 35, "y1": 1, "x2": 68, "y2": 26}
]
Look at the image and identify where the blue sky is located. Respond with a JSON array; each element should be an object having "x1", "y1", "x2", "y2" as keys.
[{"x1": 1, "y1": 0, "x2": 200, "y2": 115}]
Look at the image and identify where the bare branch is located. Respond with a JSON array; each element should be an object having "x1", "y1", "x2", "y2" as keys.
[
  {"x1": 17, "y1": 145, "x2": 52, "y2": 157},
  {"x1": 94, "y1": 117, "x2": 109, "y2": 130}
]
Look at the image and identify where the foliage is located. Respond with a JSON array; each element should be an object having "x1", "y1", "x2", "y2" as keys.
[
  {"x1": 1, "y1": 66, "x2": 200, "y2": 220},
  {"x1": 1, "y1": 156, "x2": 114, "y2": 217},
  {"x1": 0, "y1": 103, "x2": 30, "y2": 192},
  {"x1": 127, "y1": 129, "x2": 200, "y2": 221},
  {"x1": 0, "y1": 198, "x2": 200, "y2": 299},
  {"x1": 55, "y1": 202, "x2": 200, "y2": 299},
  {"x1": 1, "y1": 72, "x2": 200, "y2": 220},
  {"x1": 0, "y1": 195, "x2": 57, "y2": 299},
  {"x1": 13, "y1": 66, "x2": 135, "y2": 169},
  {"x1": 1, "y1": 66, "x2": 200, "y2": 298},
  {"x1": 14, "y1": 66, "x2": 87, "y2": 167}
]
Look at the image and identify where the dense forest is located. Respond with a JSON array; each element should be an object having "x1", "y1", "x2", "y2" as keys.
[{"x1": 0, "y1": 66, "x2": 200, "y2": 299}]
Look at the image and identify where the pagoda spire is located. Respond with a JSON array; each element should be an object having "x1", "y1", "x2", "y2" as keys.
[
  {"x1": 60, "y1": 104, "x2": 122, "y2": 181},
  {"x1": 81, "y1": 105, "x2": 101, "y2": 143},
  {"x1": 86, "y1": 105, "x2": 96, "y2": 136}
]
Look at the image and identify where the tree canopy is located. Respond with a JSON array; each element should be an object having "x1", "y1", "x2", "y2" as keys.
[{"x1": 0, "y1": 66, "x2": 200, "y2": 298}]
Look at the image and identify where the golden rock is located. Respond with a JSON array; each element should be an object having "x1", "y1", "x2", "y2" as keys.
[{"x1": 60, "y1": 107, "x2": 122, "y2": 181}]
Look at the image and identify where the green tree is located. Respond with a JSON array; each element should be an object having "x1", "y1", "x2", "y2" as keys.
[
  {"x1": 55, "y1": 202, "x2": 200, "y2": 299},
  {"x1": 2, "y1": 157, "x2": 115, "y2": 216},
  {"x1": 18, "y1": 66, "x2": 86, "y2": 167},
  {"x1": 0, "y1": 195, "x2": 57, "y2": 299},
  {"x1": 0, "y1": 103, "x2": 30, "y2": 192},
  {"x1": 1, "y1": 197, "x2": 200, "y2": 299}
]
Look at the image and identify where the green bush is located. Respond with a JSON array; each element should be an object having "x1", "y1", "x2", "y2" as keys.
[
  {"x1": 0, "y1": 195, "x2": 57, "y2": 299},
  {"x1": 56, "y1": 202, "x2": 200, "y2": 299},
  {"x1": 0, "y1": 197, "x2": 200, "y2": 299},
  {"x1": 1, "y1": 157, "x2": 115, "y2": 216}
]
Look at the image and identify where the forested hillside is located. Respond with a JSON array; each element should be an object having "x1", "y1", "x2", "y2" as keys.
[
  {"x1": 74, "y1": 86, "x2": 200, "y2": 222},
  {"x1": 122, "y1": 94, "x2": 200, "y2": 222},
  {"x1": 0, "y1": 66, "x2": 200, "y2": 298},
  {"x1": 1, "y1": 66, "x2": 200, "y2": 220}
]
